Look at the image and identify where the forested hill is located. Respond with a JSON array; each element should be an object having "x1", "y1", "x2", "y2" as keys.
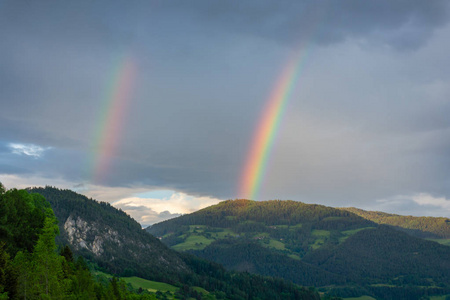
[
  {"x1": 148, "y1": 199, "x2": 450, "y2": 299},
  {"x1": 26, "y1": 186, "x2": 320, "y2": 299},
  {"x1": 149, "y1": 199, "x2": 374, "y2": 236},
  {"x1": 28, "y1": 186, "x2": 188, "y2": 281},
  {"x1": 341, "y1": 207, "x2": 450, "y2": 238}
]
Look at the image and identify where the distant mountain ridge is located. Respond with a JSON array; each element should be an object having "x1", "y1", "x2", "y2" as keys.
[
  {"x1": 148, "y1": 199, "x2": 450, "y2": 299},
  {"x1": 341, "y1": 207, "x2": 450, "y2": 238}
]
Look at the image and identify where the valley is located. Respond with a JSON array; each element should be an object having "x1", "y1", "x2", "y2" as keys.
[
  {"x1": 2, "y1": 185, "x2": 450, "y2": 299},
  {"x1": 148, "y1": 199, "x2": 450, "y2": 299}
]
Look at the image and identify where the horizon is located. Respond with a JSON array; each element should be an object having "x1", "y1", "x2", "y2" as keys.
[{"x1": 8, "y1": 183, "x2": 450, "y2": 228}]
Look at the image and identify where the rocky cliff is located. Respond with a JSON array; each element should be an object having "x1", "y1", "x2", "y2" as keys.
[{"x1": 28, "y1": 186, "x2": 190, "y2": 281}]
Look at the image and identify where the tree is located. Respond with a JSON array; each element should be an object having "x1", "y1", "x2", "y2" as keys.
[
  {"x1": 0, "y1": 182, "x2": 5, "y2": 195},
  {"x1": 0, "y1": 189, "x2": 49, "y2": 255},
  {"x1": 31, "y1": 217, "x2": 64, "y2": 298},
  {"x1": 13, "y1": 251, "x2": 31, "y2": 300},
  {"x1": 0, "y1": 242, "x2": 17, "y2": 299},
  {"x1": 60, "y1": 245, "x2": 74, "y2": 263}
]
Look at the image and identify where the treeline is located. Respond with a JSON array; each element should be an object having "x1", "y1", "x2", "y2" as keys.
[
  {"x1": 342, "y1": 207, "x2": 450, "y2": 238},
  {"x1": 303, "y1": 226, "x2": 450, "y2": 285},
  {"x1": 0, "y1": 184, "x2": 156, "y2": 299},
  {"x1": 189, "y1": 239, "x2": 345, "y2": 287},
  {"x1": 149, "y1": 199, "x2": 373, "y2": 237},
  {"x1": 27, "y1": 187, "x2": 142, "y2": 233},
  {"x1": 178, "y1": 252, "x2": 321, "y2": 300},
  {"x1": 303, "y1": 226, "x2": 450, "y2": 298}
]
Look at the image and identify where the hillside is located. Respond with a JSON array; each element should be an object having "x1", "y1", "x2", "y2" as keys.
[
  {"x1": 148, "y1": 199, "x2": 376, "y2": 259},
  {"x1": 148, "y1": 199, "x2": 450, "y2": 299},
  {"x1": 27, "y1": 186, "x2": 320, "y2": 299},
  {"x1": 1, "y1": 185, "x2": 163, "y2": 299},
  {"x1": 341, "y1": 207, "x2": 450, "y2": 239},
  {"x1": 303, "y1": 226, "x2": 450, "y2": 299},
  {"x1": 28, "y1": 186, "x2": 188, "y2": 282}
]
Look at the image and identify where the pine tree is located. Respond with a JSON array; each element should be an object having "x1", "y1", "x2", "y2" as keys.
[
  {"x1": 13, "y1": 251, "x2": 31, "y2": 300},
  {"x1": 31, "y1": 217, "x2": 64, "y2": 298},
  {"x1": 0, "y1": 242, "x2": 17, "y2": 299}
]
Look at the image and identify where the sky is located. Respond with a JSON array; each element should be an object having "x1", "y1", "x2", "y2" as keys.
[{"x1": 1, "y1": 0, "x2": 450, "y2": 226}]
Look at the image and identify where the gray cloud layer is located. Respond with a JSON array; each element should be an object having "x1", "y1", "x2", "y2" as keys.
[{"x1": 1, "y1": 1, "x2": 450, "y2": 214}]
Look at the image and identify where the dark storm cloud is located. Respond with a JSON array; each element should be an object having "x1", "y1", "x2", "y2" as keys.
[
  {"x1": 2, "y1": 1, "x2": 448, "y2": 52},
  {"x1": 159, "y1": 0, "x2": 450, "y2": 50}
]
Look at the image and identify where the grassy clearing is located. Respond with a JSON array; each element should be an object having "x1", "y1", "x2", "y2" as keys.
[
  {"x1": 267, "y1": 239, "x2": 286, "y2": 250},
  {"x1": 122, "y1": 277, "x2": 178, "y2": 292},
  {"x1": 339, "y1": 227, "x2": 376, "y2": 243},
  {"x1": 370, "y1": 284, "x2": 396, "y2": 287},
  {"x1": 211, "y1": 228, "x2": 235, "y2": 239},
  {"x1": 289, "y1": 223, "x2": 303, "y2": 230},
  {"x1": 94, "y1": 271, "x2": 179, "y2": 293},
  {"x1": 260, "y1": 238, "x2": 286, "y2": 250},
  {"x1": 287, "y1": 254, "x2": 301, "y2": 261},
  {"x1": 251, "y1": 232, "x2": 269, "y2": 238},
  {"x1": 427, "y1": 238, "x2": 450, "y2": 246},
  {"x1": 270, "y1": 225, "x2": 289, "y2": 229},
  {"x1": 189, "y1": 225, "x2": 207, "y2": 233},
  {"x1": 309, "y1": 230, "x2": 331, "y2": 250},
  {"x1": 93, "y1": 271, "x2": 112, "y2": 279},
  {"x1": 311, "y1": 239, "x2": 326, "y2": 250},
  {"x1": 341, "y1": 227, "x2": 375, "y2": 236},
  {"x1": 172, "y1": 235, "x2": 215, "y2": 251},
  {"x1": 192, "y1": 286, "x2": 209, "y2": 295},
  {"x1": 430, "y1": 295, "x2": 450, "y2": 300},
  {"x1": 311, "y1": 230, "x2": 331, "y2": 237}
]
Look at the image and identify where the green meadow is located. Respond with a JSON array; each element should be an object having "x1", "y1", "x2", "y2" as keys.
[
  {"x1": 339, "y1": 227, "x2": 376, "y2": 243},
  {"x1": 310, "y1": 230, "x2": 331, "y2": 250},
  {"x1": 94, "y1": 271, "x2": 178, "y2": 292},
  {"x1": 427, "y1": 238, "x2": 450, "y2": 247},
  {"x1": 172, "y1": 234, "x2": 215, "y2": 251},
  {"x1": 265, "y1": 238, "x2": 286, "y2": 250},
  {"x1": 122, "y1": 277, "x2": 178, "y2": 292}
]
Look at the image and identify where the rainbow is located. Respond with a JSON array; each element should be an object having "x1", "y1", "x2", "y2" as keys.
[
  {"x1": 88, "y1": 56, "x2": 137, "y2": 184},
  {"x1": 238, "y1": 50, "x2": 310, "y2": 200}
]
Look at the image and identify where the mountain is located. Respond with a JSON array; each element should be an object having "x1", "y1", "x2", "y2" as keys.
[
  {"x1": 27, "y1": 187, "x2": 320, "y2": 299},
  {"x1": 341, "y1": 207, "x2": 450, "y2": 239},
  {"x1": 147, "y1": 199, "x2": 450, "y2": 299},
  {"x1": 28, "y1": 186, "x2": 188, "y2": 282}
]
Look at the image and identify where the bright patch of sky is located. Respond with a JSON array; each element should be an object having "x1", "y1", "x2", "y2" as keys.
[
  {"x1": 113, "y1": 191, "x2": 222, "y2": 227},
  {"x1": 134, "y1": 190, "x2": 177, "y2": 200},
  {"x1": 8, "y1": 143, "x2": 49, "y2": 158},
  {"x1": 367, "y1": 193, "x2": 450, "y2": 218}
]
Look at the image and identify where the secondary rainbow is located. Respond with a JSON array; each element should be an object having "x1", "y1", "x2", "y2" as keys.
[
  {"x1": 238, "y1": 50, "x2": 309, "y2": 200},
  {"x1": 88, "y1": 56, "x2": 137, "y2": 184}
]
